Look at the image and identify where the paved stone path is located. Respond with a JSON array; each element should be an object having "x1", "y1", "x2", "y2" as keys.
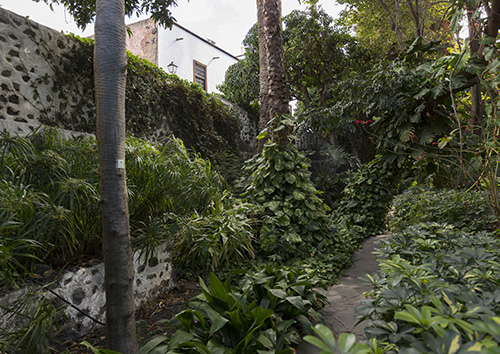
[{"x1": 297, "y1": 234, "x2": 389, "y2": 354}]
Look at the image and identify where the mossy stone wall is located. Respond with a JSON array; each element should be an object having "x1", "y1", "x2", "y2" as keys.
[{"x1": 0, "y1": 7, "x2": 255, "y2": 159}]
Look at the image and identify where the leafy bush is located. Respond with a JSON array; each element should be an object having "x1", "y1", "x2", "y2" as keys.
[
  {"x1": 140, "y1": 265, "x2": 328, "y2": 353},
  {"x1": 357, "y1": 223, "x2": 500, "y2": 353},
  {"x1": 171, "y1": 200, "x2": 257, "y2": 277},
  {"x1": 333, "y1": 156, "x2": 400, "y2": 245},
  {"x1": 126, "y1": 136, "x2": 227, "y2": 220},
  {"x1": 0, "y1": 128, "x2": 228, "y2": 282},
  {"x1": 310, "y1": 145, "x2": 361, "y2": 209},
  {"x1": 0, "y1": 128, "x2": 101, "y2": 269},
  {"x1": 389, "y1": 187, "x2": 497, "y2": 232},
  {"x1": 241, "y1": 118, "x2": 342, "y2": 262}
]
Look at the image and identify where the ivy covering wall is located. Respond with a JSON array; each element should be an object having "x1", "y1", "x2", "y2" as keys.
[{"x1": 0, "y1": 7, "x2": 246, "y2": 160}]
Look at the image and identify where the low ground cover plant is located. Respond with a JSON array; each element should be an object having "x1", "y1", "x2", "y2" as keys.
[
  {"x1": 389, "y1": 187, "x2": 497, "y2": 233},
  {"x1": 140, "y1": 265, "x2": 328, "y2": 354},
  {"x1": 357, "y1": 222, "x2": 500, "y2": 353}
]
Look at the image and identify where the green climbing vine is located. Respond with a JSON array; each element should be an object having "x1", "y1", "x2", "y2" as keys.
[{"x1": 31, "y1": 34, "x2": 243, "y2": 160}]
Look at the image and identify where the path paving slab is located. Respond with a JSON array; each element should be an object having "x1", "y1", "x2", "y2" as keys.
[{"x1": 296, "y1": 234, "x2": 388, "y2": 354}]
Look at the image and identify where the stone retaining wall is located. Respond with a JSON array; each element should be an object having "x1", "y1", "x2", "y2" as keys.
[{"x1": 0, "y1": 242, "x2": 175, "y2": 341}]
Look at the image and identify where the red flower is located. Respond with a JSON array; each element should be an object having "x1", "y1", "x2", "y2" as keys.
[{"x1": 355, "y1": 120, "x2": 363, "y2": 126}]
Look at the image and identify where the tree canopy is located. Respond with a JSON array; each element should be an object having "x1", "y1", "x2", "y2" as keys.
[
  {"x1": 337, "y1": 0, "x2": 453, "y2": 55},
  {"x1": 33, "y1": 0, "x2": 178, "y2": 28}
]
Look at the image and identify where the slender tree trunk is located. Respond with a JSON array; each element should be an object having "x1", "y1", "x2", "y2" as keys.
[
  {"x1": 94, "y1": 0, "x2": 138, "y2": 353},
  {"x1": 376, "y1": 0, "x2": 405, "y2": 50},
  {"x1": 406, "y1": 0, "x2": 421, "y2": 37},
  {"x1": 257, "y1": 0, "x2": 270, "y2": 151},
  {"x1": 262, "y1": 0, "x2": 290, "y2": 148},
  {"x1": 467, "y1": 4, "x2": 482, "y2": 126}
]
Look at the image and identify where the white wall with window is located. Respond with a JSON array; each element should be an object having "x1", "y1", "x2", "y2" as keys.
[{"x1": 157, "y1": 23, "x2": 238, "y2": 93}]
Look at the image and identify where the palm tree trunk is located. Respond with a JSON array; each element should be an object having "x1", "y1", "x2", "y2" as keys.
[
  {"x1": 94, "y1": 0, "x2": 138, "y2": 352},
  {"x1": 257, "y1": 0, "x2": 270, "y2": 150},
  {"x1": 260, "y1": 0, "x2": 290, "y2": 148}
]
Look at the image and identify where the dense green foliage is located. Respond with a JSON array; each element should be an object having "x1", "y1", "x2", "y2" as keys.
[
  {"x1": 337, "y1": 0, "x2": 451, "y2": 55},
  {"x1": 310, "y1": 145, "x2": 360, "y2": 208},
  {"x1": 240, "y1": 118, "x2": 341, "y2": 262},
  {"x1": 358, "y1": 223, "x2": 500, "y2": 353},
  {"x1": 333, "y1": 156, "x2": 400, "y2": 243},
  {"x1": 171, "y1": 200, "x2": 257, "y2": 277},
  {"x1": 44, "y1": 35, "x2": 243, "y2": 162},
  {"x1": 140, "y1": 266, "x2": 328, "y2": 354},
  {"x1": 390, "y1": 187, "x2": 497, "y2": 232},
  {"x1": 0, "y1": 128, "x2": 227, "y2": 283},
  {"x1": 11, "y1": 1, "x2": 500, "y2": 351},
  {"x1": 219, "y1": 8, "x2": 377, "y2": 164},
  {"x1": 127, "y1": 56, "x2": 242, "y2": 159},
  {"x1": 283, "y1": 7, "x2": 371, "y2": 109}
]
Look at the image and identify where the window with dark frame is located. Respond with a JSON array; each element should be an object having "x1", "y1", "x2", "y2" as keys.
[{"x1": 193, "y1": 60, "x2": 207, "y2": 91}]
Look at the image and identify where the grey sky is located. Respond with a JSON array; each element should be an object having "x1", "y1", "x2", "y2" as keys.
[{"x1": 0, "y1": 0, "x2": 343, "y2": 55}]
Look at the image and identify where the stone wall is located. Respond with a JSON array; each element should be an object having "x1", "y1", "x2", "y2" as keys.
[
  {"x1": 0, "y1": 242, "x2": 175, "y2": 341},
  {"x1": 222, "y1": 98, "x2": 257, "y2": 154},
  {"x1": 0, "y1": 7, "x2": 95, "y2": 136},
  {"x1": 0, "y1": 7, "x2": 256, "y2": 154}
]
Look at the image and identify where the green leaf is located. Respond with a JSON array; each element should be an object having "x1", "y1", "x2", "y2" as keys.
[
  {"x1": 285, "y1": 172, "x2": 297, "y2": 184},
  {"x1": 269, "y1": 288, "x2": 287, "y2": 299},
  {"x1": 276, "y1": 214, "x2": 290, "y2": 227},
  {"x1": 138, "y1": 336, "x2": 169, "y2": 354},
  {"x1": 484, "y1": 47, "x2": 495, "y2": 61},
  {"x1": 264, "y1": 200, "x2": 281, "y2": 211},
  {"x1": 81, "y1": 342, "x2": 123, "y2": 354},
  {"x1": 306, "y1": 220, "x2": 320, "y2": 231},
  {"x1": 252, "y1": 307, "x2": 274, "y2": 325},
  {"x1": 394, "y1": 310, "x2": 420, "y2": 325},
  {"x1": 293, "y1": 189, "x2": 306, "y2": 201},
  {"x1": 451, "y1": 75, "x2": 467, "y2": 89},
  {"x1": 209, "y1": 273, "x2": 229, "y2": 303},
  {"x1": 257, "y1": 130, "x2": 268, "y2": 140},
  {"x1": 336, "y1": 333, "x2": 356, "y2": 354},
  {"x1": 481, "y1": 35, "x2": 497, "y2": 45},
  {"x1": 442, "y1": 331, "x2": 461, "y2": 354},
  {"x1": 167, "y1": 330, "x2": 195, "y2": 350},
  {"x1": 473, "y1": 321, "x2": 500, "y2": 336},
  {"x1": 287, "y1": 296, "x2": 307, "y2": 313},
  {"x1": 309, "y1": 324, "x2": 337, "y2": 352},
  {"x1": 303, "y1": 335, "x2": 333, "y2": 352},
  {"x1": 414, "y1": 88, "x2": 429, "y2": 100}
]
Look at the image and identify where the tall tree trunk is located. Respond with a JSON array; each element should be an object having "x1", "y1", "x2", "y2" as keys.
[
  {"x1": 406, "y1": 0, "x2": 422, "y2": 37},
  {"x1": 262, "y1": 0, "x2": 290, "y2": 148},
  {"x1": 94, "y1": 0, "x2": 138, "y2": 353},
  {"x1": 257, "y1": 0, "x2": 270, "y2": 151},
  {"x1": 467, "y1": 4, "x2": 482, "y2": 126}
]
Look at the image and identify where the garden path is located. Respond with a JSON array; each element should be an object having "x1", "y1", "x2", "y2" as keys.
[{"x1": 297, "y1": 234, "x2": 389, "y2": 354}]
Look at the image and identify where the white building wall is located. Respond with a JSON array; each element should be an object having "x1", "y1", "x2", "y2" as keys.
[{"x1": 157, "y1": 24, "x2": 238, "y2": 94}]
